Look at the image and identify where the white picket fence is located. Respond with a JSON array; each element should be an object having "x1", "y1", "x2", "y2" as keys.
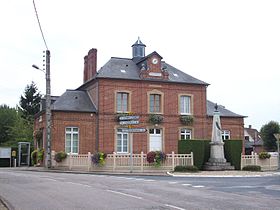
[
  {"x1": 52, "y1": 151, "x2": 193, "y2": 172},
  {"x1": 241, "y1": 152, "x2": 279, "y2": 171}
]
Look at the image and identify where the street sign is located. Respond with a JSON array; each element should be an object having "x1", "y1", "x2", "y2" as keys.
[
  {"x1": 119, "y1": 120, "x2": 139, "y2": 125},
  {"x1": 119, "y1": 115, "x2": 140, "y2": 121},
  {"x1": 120, "y1": 128, "x2": 147, "y2": 133}
]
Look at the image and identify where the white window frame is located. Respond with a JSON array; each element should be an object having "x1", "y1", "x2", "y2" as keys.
[
  {"x1": 222, "y1": 130, "x2": 230, "y2": 140},
  {"x1": 65, "y1": 127, "x2": 79, "y2": 154},
  {"x1": 149, "y1": 94, "x2": 161, "y2": 113},
  {"x1": 116, "y1": 129, "x2": 129, "y2": 153},
  {"x1": 180, "y1": 128, "x2": 192, "y2": 140},
  {"x1": 180, "y1": 95, "x2": 191, "y2": 115}
]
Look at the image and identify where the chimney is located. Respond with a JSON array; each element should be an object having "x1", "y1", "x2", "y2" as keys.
[
  {"x1": 83, "y1": 48, "x2": 97, "y2": 83},
  {"x1": 249, "y1": 125, "x2": 252, "y2": 129}
]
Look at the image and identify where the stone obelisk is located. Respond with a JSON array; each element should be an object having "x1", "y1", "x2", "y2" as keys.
[{"x1": 204, "y1": 104, "x2": 234, "y2": 170}]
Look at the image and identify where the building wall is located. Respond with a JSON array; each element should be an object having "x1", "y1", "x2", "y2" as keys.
[
  {"x1": 34, "y1": 111, "x2": 97, "y2": 154},
  {"x1": 97, "y1": 78, "x2": 209, "y2": 154}
]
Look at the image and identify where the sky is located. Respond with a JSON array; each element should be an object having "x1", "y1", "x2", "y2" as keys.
[{"x1": 0, "y1": 0, "x2": 279, "y2": 130}]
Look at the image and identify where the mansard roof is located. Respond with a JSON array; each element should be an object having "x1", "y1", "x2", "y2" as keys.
[
  {"x1": 96, "y1": 57, "x2": 208, "y2": 85},
  {"x1": 51, "y1": 90, "x2": 96, "y2": 113}
]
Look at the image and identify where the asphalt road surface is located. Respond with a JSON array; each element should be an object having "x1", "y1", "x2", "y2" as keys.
[{"x1": 0, "y1": 169, "x2": 279, "y2": 210}]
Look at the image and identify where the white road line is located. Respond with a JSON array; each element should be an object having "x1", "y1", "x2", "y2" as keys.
[
  {"x1": 168, "y1": 182, "x2": 178, "y2": 184},
  {"x1": 192, "y1": 185, "x2": 205, "y2": 188},
  {"x1": 182, "y1": 183, "x2": 191, "y2": 186},
  {"x1": 107, "y1": 190, "x2": 142, "y2": 200},
  {"x1": 143, "y1": 179, "x2": 155, "y2": 182},
  {"x1": 65, "y1": 182, "x2": 91, "y2": 188},
  {"x1": 165, "y1": 204, "x2": 186, "y2": 210}
]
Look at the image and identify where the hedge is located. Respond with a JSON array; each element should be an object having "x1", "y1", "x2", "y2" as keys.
[
  {"x1": 178, "y1": 139, "x2": 242, "y2": 170},
  {"x1": 224, "y1": 140, "x2": 243, "y2": 170},
  {"x1": 178, "y1": 140, "x2": 210, "y2": 170}
]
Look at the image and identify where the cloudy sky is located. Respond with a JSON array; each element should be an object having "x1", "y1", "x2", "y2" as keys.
[{"x1": 0, "y1": 0, "x2": 279, "y2": 130}]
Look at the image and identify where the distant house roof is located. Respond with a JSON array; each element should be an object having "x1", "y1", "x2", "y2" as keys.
[
  {"x1": 51, "y1": 90, "x2": 96, "y2": 113},
  {"x1": 207, "y1": 100, "x2": 244, "y2": 117},
  {"x1": 96, "y1": 57, "x2": 208, "y2": 85}
]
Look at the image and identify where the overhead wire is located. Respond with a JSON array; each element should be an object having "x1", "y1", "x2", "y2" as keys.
[{"x1": 32, "y1": 0, "x2": 49, "y2": 50}]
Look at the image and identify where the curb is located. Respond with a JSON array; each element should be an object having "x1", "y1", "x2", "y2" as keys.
[
  {"x1": 0, "y1": 195, "x2": 14, "y2": 210},
  {"x1": 167, "y1": 171, "x2": 280, "y2": 178}
]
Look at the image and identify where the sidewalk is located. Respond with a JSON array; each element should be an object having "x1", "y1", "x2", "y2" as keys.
[{"x1": 8, "y1": 166, "x2": 280, "y2": 177}]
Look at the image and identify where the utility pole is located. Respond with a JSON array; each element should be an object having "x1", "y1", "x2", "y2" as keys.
[{"x1": 45, "y1": 50, "x2": 52, "y2": 168}]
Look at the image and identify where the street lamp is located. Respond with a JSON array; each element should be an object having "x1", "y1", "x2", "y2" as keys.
[
  {"x1": 32, "y1": 50, "x2": 52, "y2": 168},
  {"x1": 273, "y1": 133, "x2": 280, "y2": 170}
]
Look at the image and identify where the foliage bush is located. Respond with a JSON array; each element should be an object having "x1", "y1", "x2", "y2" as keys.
[
  {"x1": 224, "y1": 140, "x2": 243, "y2": 170},
  {"x1": 91, "y1": 152, "x2": 107, "y2": 166},
  {"x1": 147, "y1": 151, "x2": 167, "y2": 167},
  {"x1": 242, "y1": 165, "x2": 261, "y2": 171},
  {"x1": 148, "y1": 114, "x2": 163, "y2": 124},
  {"x1": 31, "y1": 150, "x2": 38, "y2": 165},
  {"x1": 54, "y1": 151, "x2": 68, "y2": 162},
  {"x1": 174, "y1": 165, "x2": 199, "y2": 172},
  {"x1": 180, "y1": 115, "x2": 194, "y2": 125},
  {"x1": 258, "y1": 152, "x2": 271, "y2": 159},
  {"x1": 178, "y1": 140, "x2": 210, "y2": 169},
  {"x1": 37, "y1": 149, "x2": 44, "y2": 162}
]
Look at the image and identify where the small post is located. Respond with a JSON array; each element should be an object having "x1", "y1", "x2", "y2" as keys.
[
  {"x1": 240, "y1": 153, "x2": 243, "y2": 169},
  {"x1": 51, "y1": 150, "x2": 55, "y2": 167},
  {"x1": 113, "y1": 152, "x2": 116, "y2": 172},
  {"x1": 87, "y1": 152, "x2": 91, "y2": 171},
  {"x1": 172, "y1": 151, "x2": 175, "y2": 171},
  {"x1": 69, "y1": 153, "x2": 72, "y2": 170},
  {"x1": 255, "y1": 153, "x2": 258, "y2": 166},
  {"x1": 191, "y1": 152, "x2": 194, "y2": 166},
  {"x1": 141, "y1": 151, "x2": 144, "y2": 172}
]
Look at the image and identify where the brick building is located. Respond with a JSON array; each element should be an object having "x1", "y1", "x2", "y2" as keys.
[{"x1": 34, "y1": 38, "x2": 245, "y2": 155}]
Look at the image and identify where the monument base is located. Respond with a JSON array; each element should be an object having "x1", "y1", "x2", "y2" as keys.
[
  {"x1": 203, "y1": 142, "x2": 235, "y2": 171},
  {"x1": 203, "y1": 161, "x2": 235, "y2": 171}
]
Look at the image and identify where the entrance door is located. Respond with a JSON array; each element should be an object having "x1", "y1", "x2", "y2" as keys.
[{"x1": 149, "y1": 129, "x2": 162, "y2": 151}]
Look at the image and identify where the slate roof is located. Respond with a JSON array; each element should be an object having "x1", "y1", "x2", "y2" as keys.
[
  {"x1": 96, "y1": 57, "x2": 208, "y2": 85},
  {"x1": 207, "y1": 100, "x2": 244, "y2": 117},
  {"x1": 51, "y1": 90, "x2": 96, "y2": 113}
]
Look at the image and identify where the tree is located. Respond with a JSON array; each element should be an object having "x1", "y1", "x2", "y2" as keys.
[
  {"x1": 19, "y1": 81, "x2": 41, "y2": 122},
  {"x1": 260, "y1": 121, "x2": 280, "y2": 151},
  {"x1": 0, "y1": 105, "x2": 18, "y2": 146}
]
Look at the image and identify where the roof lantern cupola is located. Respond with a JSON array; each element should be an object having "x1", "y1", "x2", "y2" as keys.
[{"x1": 132, "y1": 37, "x2": 146, "y2": 59}]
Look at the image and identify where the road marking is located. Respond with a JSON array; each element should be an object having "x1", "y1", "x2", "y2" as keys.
[
  {"x1": 165, "y1": 204, "x2": 186, "y2": 210},
  {"x1": 107, "y1": 190, "x2": 142, "y2": 200},
  {"x1": 182, "y1": 183, "x2": 191, "y2": 186},
  {"x1": 65, "y1": 182, "x2": 91, "y2": 188},
  {"x1": 143, "y1": 179, "x2": 155, "y2": 182},
  {"x1": 168, "y1": 182, "x2": 178, "y2": 184},
  {"x1": 192, "y1": 185, "x2": 205, "y2": 188}
]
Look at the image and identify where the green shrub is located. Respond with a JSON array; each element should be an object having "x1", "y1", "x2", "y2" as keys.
[
  {"x1": 178, "y1": 139, "x2": 210, "y2": 170},
  {"x1": 242, "y1": 165, "x2": 261, "y2": 171},
  {"x1": 258, "y1": 152, "x2": 271, "y2": 159},
  {"x1": 54, "y1": 151, "x2": 68, "y2": 162},
  {"x1": 224, "y1": 140, "x2": 243, "y2": 170},
  {"x1": 174, "y1": 165, "x2": 199, "y2": 172},
  {"x1": 31, "y1": 150, "x2": 38, "y2": 165}
]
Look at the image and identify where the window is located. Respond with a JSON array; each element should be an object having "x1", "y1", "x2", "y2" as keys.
[
  {"x1": 222, "y1": 130, "x2": 230, "y2": 140},
  {"x1": 150, "y1": 94, "x2": 161, "y2": 113},
  {"x1": 180, "y1": 128, "x2": 192, "y2": 140},
  {"x1": 117, "y1": 92, "x2": 129, "y2": 112},
  {"x1": 65, "y1": 127, "x2": 79, "y2": 154},
  {"x1": 116, "y1": 129, "x2": 129, "y2": 153},
  {"x1": 180, "y1": 96, "x2": 191, "y2": 115}
]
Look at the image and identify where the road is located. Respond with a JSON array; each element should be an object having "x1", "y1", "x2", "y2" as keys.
[{"x1": 0, "y1": 169, "x2": 279, "y2": 210}]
